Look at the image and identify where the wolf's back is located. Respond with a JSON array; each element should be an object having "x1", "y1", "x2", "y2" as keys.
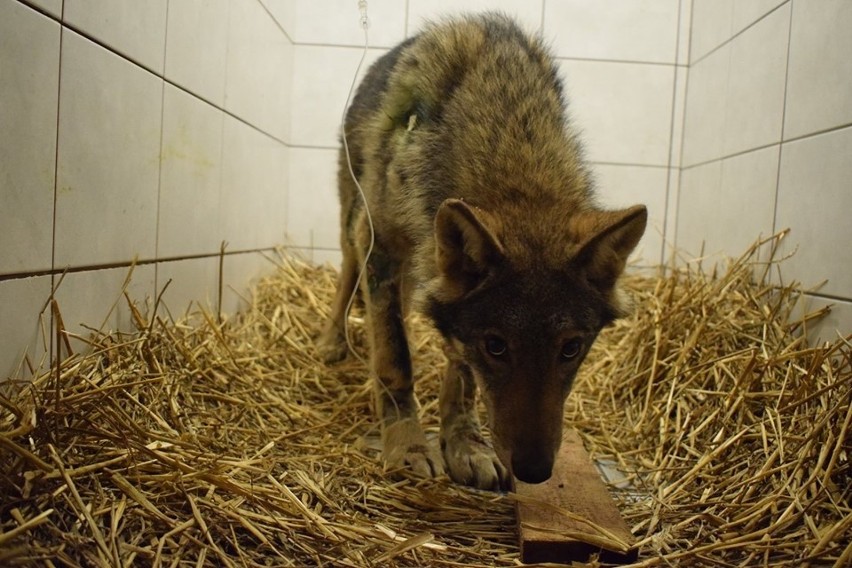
[{"x1": 340, "y1": 13, "x2": 594, "y2": 274}]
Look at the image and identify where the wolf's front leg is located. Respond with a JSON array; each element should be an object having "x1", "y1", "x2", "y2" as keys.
[
  {"x1": 439, "y1": 355, "x2": 509, "y2": 490},
  {"x1": 363, "y1": 245, "x2": 444, "y2": 478}
]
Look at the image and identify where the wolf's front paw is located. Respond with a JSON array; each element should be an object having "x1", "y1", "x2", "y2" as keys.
[
  {"x1": 441, "y1": 430, "x2": 509, "y2": 491},
  {"x1": 315, "y1": 327, "x2": 349, "y2": 364},
  {"x1": 382, "y1": 418, "x2": 445, "y2": 478}
]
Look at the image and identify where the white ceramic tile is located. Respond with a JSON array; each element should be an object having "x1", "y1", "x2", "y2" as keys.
[
  {"x1": 675, "y1": 160, "x2": 723, "y2": 261},
  {"x1": 545, "y1": 0, "x2": 679, "y2": 64},
  {"x1": 55, "y1": 30, "x2": 162, "y2": 268},
  {"x1": 784, "y1": 0, "x2": 852, "y2": 140},
  {"x1": 260, "y1": 0, "x2": 295, "y2": 39},
  {"x1": 224, "y1": 0, "x2": 292, "y2": 141},
  {"x1": 774, "y1": 127, "x2": 852, "y2": 299},
  {"x1": 63, "y1": 0, "x2": 168, "y2": 73},
  {"x1": 284, "y1": 246, "x2": 342, "y2": 268},
  {"x1": 722, "y1": 3, "x2": 789, "y2": 157},
  {"x1": 690, "y1": 0, "x2": 733, "y2": 62},
  {"x1": 790, "y1": 295, "x2": 852, "y2": 346},
  {"x1": 284, "y1": 247, "x2": 313, "y2": 264},
  {"x1": 287, "y1": 147, "x2": 340, "y2": 250},
  {"x1": 717, "y1": 145, "x2": 780, "y2": 256},
  {"x1": 732, "y1": 0, "x2": 787, "y2": 36},
  {"x1": 663, "y1": 167, "x2": 680, "y2": 262},
  {"x1": 407, "y1": 0, "x2": 543, "y2": 36},
  {"x1": 291, "y1": 0, "x2": 406, "y2": 48},
  {"x1": 220, "y1": 251, "x2": 277, "y2": 315},
  {"x1": 0, "y1": 1, "x2": 59, "y2": 275},
  {"x1": 681, "y1": 42, "x2": 730, "y2": 167},
  {"x1": 219, "y1": 116, "x2": 289, "y2": 252},
  {"x1": 0, "y1": 276, "x2": 52, "y2": 382},
  {"x1": 290, "y1": 45, "x2": 386, "y2": 148},
  {"x1": 53, "y1": 265, "x2": 155, "y2": 355},
  {"x1": 592, "y1": 165, "x2": 668, "y2": 265},
  {"x1": 559, "y1": 60, "x2": 675, "y2": 166},
  {"x1": 156, "y1": 257, "x2": 220, "y2": 320},
  {"x1": 158, "y1": 85, "x2": 224, "y2": 259},
  {"x1": 164, "y1": 0, "x2": 229, "y2": 106},
  {"x1": 311, "y1": 248, "x2": 343, "y2": 269},
  {"x1": 25, "y1": 0, "x2": 62, "y2": 18}
]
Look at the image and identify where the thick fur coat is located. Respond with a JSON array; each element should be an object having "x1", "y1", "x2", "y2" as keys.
[{"x1": 317, "y1": 13, "x2": 647, "y2": 488}]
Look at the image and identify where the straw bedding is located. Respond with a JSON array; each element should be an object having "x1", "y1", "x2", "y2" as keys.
[{"x1": 1, "y1": 235, "x2": 850, "y2": 567}]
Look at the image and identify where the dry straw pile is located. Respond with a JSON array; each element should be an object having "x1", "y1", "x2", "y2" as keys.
[{"x1": 1, "y1": 235, "x2": 850, "y2": 567}]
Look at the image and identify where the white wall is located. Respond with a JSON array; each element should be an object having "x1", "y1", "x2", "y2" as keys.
[
  {"x1": 677, "y1": 0, "x2": 852, "y2": 341},
  {"x1": 0, "y1": 0, "x2": 293, "y2": 379}
]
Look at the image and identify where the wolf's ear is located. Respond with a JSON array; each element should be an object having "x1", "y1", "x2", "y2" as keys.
[
  {"x1": 434, "y1": 199, "x2": 504, "y2": 298},
  {"x1": 572, "y1": 204, "x2": 647, "y2": 290}
]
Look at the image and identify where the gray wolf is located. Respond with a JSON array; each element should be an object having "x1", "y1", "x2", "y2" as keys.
[{"x1": 317, "y1": 13, "x2": 646, "y2": 489}]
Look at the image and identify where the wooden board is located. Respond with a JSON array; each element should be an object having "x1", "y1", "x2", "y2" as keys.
[{"x1": 513, "y1": 430, "x2": 638, "y2": 564}]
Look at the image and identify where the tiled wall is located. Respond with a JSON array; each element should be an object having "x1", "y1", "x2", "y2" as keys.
[
  {"x1": 677, "y1": 0, "x2": 852, "y2": 341},
  {"x1": 0, "y1": 0, "x2": 293, "y2": 379},
  {"x1": 3, "y1": 0, "x2": 848, "y2": 380}
]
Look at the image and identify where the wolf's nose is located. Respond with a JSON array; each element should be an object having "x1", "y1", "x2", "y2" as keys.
[{"x1": 512, "y1": 457, "x2": 553, "y2": 484}]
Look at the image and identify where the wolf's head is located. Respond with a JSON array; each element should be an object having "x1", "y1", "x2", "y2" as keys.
[{"x1": 423, "y1": 198, "x2": 646, "y2": 483}]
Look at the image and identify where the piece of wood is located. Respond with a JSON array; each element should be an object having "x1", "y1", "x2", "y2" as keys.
[{"x1": 514, "y1": 430, "x2": 638, "y2": 564}]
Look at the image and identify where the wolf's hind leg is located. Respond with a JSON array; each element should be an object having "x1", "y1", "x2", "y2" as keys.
[
  {"x1": 440, "y1": 355, "x2": 509, "y2": 490},
  {"x1": 316, "y1": 250, "x2": 359, "y2": 363}
]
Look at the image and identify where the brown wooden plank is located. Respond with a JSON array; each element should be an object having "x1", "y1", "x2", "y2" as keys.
[{"x1": 513, "y1": 430, "x2": 638, "y2": 564}]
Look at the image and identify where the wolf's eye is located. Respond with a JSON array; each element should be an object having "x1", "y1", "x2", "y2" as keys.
[
  {"x1": 561, "y1": 339, "x2": 582, "y2": 360},
  {"x1": 484, "y1": 336, "x2": 508, "y2": 358}
]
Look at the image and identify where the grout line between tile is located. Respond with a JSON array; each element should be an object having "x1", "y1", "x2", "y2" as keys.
[
  {"x1": 556, "y1": 55, "x2": 681, "y2": 67},
  {"x1": 782, "y1": 121, "x2": 852, "y2": 146},
  {"x1": 690, "y1": 0, "x2": 792, "y2": 67},
  {"x1": 404, "y1": 0, "x2": 410, "y2": 38},
  {"x1": 803, "y1": 291, "x2": 852, "y2": 304},
  {"x1": 154, "y1": 0, "x2": 172, "y2": 296},
  {"x1": 681, "y1": 120, "x2": 852, "y2": 174},
  {"x1": 684, "y1": 0, "x2": 693, "y2": 66},
  {"x1": 287, "y1": 142, "x2": 677, "y2": 171},
  {"x1": 222, "y1": 0, "x2": 233, "y2": 121},
  {"x1": 294, "y1": 40, "x2": 394, "y2": 50},
  {"x1": 682, "y1": 141, "x2": 780, "y2": 172},
  {"x1": 771, "y1": 4, "x2": 795, "y2": 238},
  {"x1": 290, "y1": 45, "x2": 680, "y2": 67},
  {"x1": 48, "y1": 0, "x2": 68, "y2": 374},
  {"x1": 258, "y1": 0, "x2": 294, "y2": 44},
  {"x1": 15, "y1": 0, "x2": 55, "y2": 21},
  {"x1": 289, "y1": 143, "x2": 339, "y2": 151},
  {"x1": 661, "y1": 0, "x2": 685, "y2": 267},
  {"x1": 672, "y1": 1, "x2": 696, "y2": 259},
  {"x1": 0, "y1": 248, "x2": 282, "y2": 283},
  {"x1": 591, "y1": 161, "x2": 671, "y2": 170}
]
